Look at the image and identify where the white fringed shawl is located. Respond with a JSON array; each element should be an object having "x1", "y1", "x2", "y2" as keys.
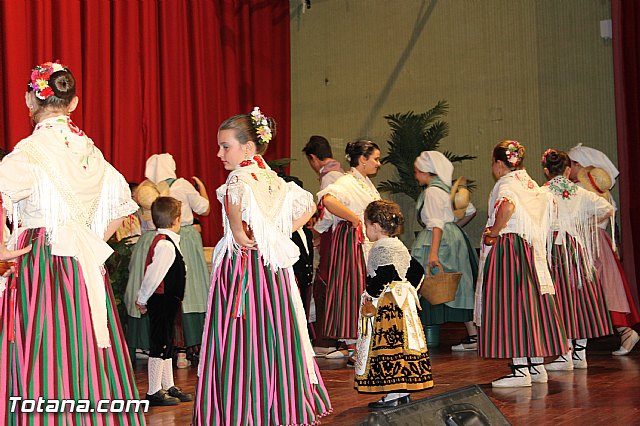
[
  {"x1": 0, "y1": 116, "x2": 137, "y2": 348},
  {"x1": 474, "y1": 170, "x2": 554, "y2": 324},
  {"x1": 211, "y1": 158, "x2": 318, "y2": 384},
  {"x1": 542, "y1": 176, "x2": 613, "y2": 287}
]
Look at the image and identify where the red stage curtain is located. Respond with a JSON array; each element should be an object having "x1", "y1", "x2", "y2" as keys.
[
  {"x1": 0, "y1": 0, "x2": 291, "y2": 246},
  {"x1": 612, "y1": 1, "x2": 640, "y2": 307}
]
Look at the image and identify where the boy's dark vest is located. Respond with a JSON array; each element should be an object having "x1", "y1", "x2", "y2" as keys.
[{"x1": 145, "y1": 234, "x2": 186, "y2": 301}]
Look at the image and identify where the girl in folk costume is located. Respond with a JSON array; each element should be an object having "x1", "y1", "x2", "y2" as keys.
[
  {"x1": 0, "y1": 62, "x2": 145, "y2": 424},
  {"x1": 568, "y1": 144, "x2": 640, "y2": 356},
  {"x1": 193, "y1": 108, "x2": 331, "y2": 425},
  {"x1": 411, "y1": 151, "x2": 479, "y2": 352},
  {"x1": 317, "y1": 140, "x2": 382, "y2": 357},
  {"x1": 124, "y1": 153, "x2": 211, "y2": 364},
  {"x1": 476, "y1": 140, "x2": 568, "y2": 388},
  {"x1": 355, "y1": 200, "x2": 433, "y2": 410},
  {"x1": 541, "y1": 150, "x2": 614, "y2": 371}
]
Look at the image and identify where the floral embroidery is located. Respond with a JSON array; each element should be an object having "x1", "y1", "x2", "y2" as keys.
[
  {"x1": 349, "y1": 169, "x2": 379, "y2": 201},
  {"x1": 238, "y1": 155, "x2": 274, "y2": 193},
  {"x1": 239, "y1": 155, "x2": 267, "y2": 169},
  {"x1": 546, "y1": 175, "x2": 577, "y2": 200}
]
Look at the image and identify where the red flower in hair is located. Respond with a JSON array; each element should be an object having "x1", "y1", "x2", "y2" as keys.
[{"x1": 39, "y1": 87, "x2": 54, "y2": 99}]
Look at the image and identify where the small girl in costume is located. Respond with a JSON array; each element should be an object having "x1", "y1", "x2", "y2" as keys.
[
  {"x1": 540, "y1": 149, "x2": 614, "y2": 371},
  {"x1": 193, "y1": 108, "x2": 331, "y2": 425},
  {"x1": 355, "y1": 200, "x2": 433, "y2": 409}
]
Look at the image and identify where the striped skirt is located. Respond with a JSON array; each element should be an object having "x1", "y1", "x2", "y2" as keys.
[
  {"x1": 478, "y1": 233, "x2": 568, "y2": 358},
  {"x1": 324, "y1": 221, "x2": 366, "y2": 340},
  {"x1": 193, "y1": 247, "x2": 332, "y2": 426},
  {"x1": 0, "y1": 228, "x2": 145, "y2": 425},
  {"x1": 549, "y1": 234, "x2": 613, "y2": 339}
]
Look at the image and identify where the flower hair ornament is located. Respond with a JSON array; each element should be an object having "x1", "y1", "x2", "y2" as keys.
[
  {"x1": 541, "y1": 148, "x2": 554, "y2": 166},
  {"x1": 28, "y1": 61, "x2": 68, "y2": 100},
  {"x1": 504, "y1": 140, "x2": 522, "y2": 167},
  {"x1": 250, "y1": 107, "x2": 272, "y2": 144}
]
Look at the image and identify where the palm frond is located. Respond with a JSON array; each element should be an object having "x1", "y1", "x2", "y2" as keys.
[{"x1": 378, "y1": 101, "x2": 476, "y2": 198}]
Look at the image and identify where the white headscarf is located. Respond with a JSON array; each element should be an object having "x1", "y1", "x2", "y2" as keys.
[
  {"x1": 414, "y1": 151, "x2": 454, "y2": 187},
  {"x1": 145, "y1": 153, "x2": 177, "y2": 184},
  {"x1": 568, "y1": 144, "x2": 618, "y2": 189}
]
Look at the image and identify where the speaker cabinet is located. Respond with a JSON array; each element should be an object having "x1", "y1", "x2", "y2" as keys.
[{"x1": 359, "y1": 385, "x2": 510, "y2": 426}]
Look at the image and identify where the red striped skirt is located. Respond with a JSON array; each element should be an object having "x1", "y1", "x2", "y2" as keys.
[
  {"x1": 478, "y1": 233, "x2": 568, "y2": 358},
  {"x1": 549, "y1": 233, "x2": 613, "y2": 339},
  {"x1": 0, "y1": 228, "x2": 145, "y2": 425},
  {"x1": 324, "y1": 221, "x2": 366, "y2": 340},
  {"x1": 193, "y1": 247, "x2": 332, "y2": 426}
]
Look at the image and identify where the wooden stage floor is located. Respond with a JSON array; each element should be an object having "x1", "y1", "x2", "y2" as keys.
[{"x1": 136, "y1": 326, "x2": 640, "y2": 425}]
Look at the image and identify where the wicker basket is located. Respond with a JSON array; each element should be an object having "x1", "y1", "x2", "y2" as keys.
[{"x1": 419, "y1": 264, "x2": 462, "y2": 305}]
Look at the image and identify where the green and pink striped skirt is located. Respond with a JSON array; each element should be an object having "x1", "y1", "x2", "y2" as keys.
[
  {"x1": 0, "y1": 228, "x2": 145, "y2": 425},
  {"x1": 193, "y1": 247, "x2": 332, "y2": 425},
  {"x1": 478, "y1": 233, "x2": 568, "y2": 359},
  {"x1": 324, "y1": 221, "x2": 366, "y2": 340},
  {"x1": 549, "y1": 233, "x2": 613, "y2": 339}
]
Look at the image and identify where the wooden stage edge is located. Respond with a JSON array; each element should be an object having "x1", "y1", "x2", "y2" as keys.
[{"x1": 137, "y1": 324, "x2": 640, "y2": 426}]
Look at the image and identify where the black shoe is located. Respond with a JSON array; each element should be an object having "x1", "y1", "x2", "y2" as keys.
[
  {"x1": 367, "y1": 395, "x2": 410, "y2": 410},
  {"x1": 146, "y1": 390, "x2": 180, "y2": 406},
  {"x1": 167, "y1": 386, "x2": 194, "y2": 402}
]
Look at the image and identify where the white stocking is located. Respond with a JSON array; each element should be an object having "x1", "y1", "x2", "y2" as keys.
[
  {"x1": 161, "y1": 358, "x2": 175, "y2": 390},
  {"x1": 147, "y1": 357, "x2": 163, "y2": 395}
]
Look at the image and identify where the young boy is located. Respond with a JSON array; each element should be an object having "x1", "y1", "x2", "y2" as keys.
[{"x1": 135, "y1": 196, "x2": 193, "y2": 406}]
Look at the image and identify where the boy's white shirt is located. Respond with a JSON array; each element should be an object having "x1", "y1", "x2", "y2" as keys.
[{"x1": 136, "y1": 228, "x2": 183, "y2": 305}]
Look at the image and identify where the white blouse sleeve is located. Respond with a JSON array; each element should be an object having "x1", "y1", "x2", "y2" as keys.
[
  {"x1": 174, "y1": 178, "x2": 210, "y2": 215},
  {"x1": 317, "y1": 178, "x2": 350, "y2": 206},
  {"x1": 0, "y1": 150, "x2": 35, "y2": 211},
  {"x1": 421, "y1": 186, "x2": 449, "y2": 230}
]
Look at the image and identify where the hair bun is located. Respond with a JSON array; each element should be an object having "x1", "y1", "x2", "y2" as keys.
[
  {"x1": 49, "y1": 70, "x2": 76, "y2": 100},
  {"x1": 267, "y1": 116, "x2": 277, "y2": 139}
]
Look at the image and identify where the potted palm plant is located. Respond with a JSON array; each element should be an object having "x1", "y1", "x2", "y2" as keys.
[{"x1": 378, "y1": 100, "x2": 475, "y2": 200}]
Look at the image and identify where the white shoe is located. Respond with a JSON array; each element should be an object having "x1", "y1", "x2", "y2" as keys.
[
  {"x1": 324, "y1": 349, "x2": 347, "y2": 359},
  {"x1": 529, "y1": 364, "x2": 548, "y2": 383},
  {"x1": 572, "y1": 343, "x2": 587, "y2": 369},
  {"x1": 451, "y1": 335, "x2": 478, "y2": 352},
  {"x1": 492, "y1": 365, "x2": 532, "y2": 388},
  {"x1": 612, "y1": 329, "x2": 640, "y2": 356},
  {"x1": 176, "y1": 353, "x2": 190, "y2": 369},
  {"x1": 545, "y1": 354, "x2": 574, "y2": 371},
  {"x1": 313, "y1": 346, "x2": 334, "y2": 357}
]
